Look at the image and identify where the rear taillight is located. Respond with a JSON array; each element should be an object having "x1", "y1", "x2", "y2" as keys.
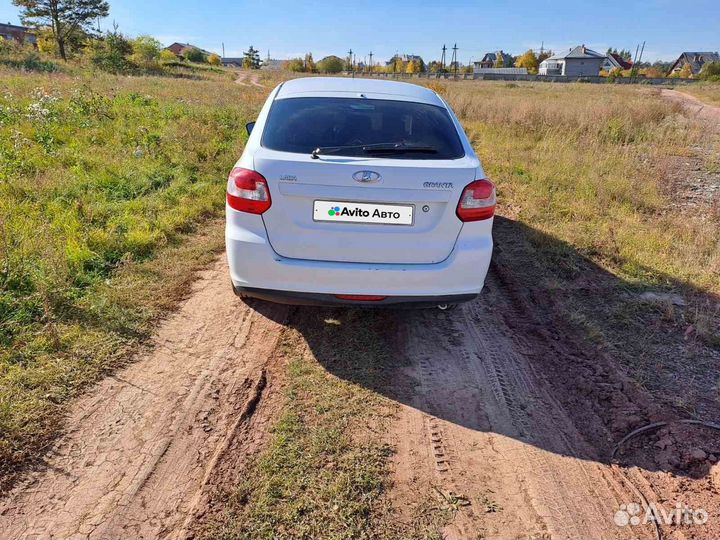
[
  {"x1": 456, "y1": 179, "x2": 496, "y2": 222},
  {"x1": 227, "y1": 167, "x2": 271, "y2": 214},
  {"x1": 335, "y1": 294, "x2": 387, "y2": 301}
]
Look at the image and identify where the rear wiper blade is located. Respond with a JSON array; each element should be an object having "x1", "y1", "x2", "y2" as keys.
[
  {"x1": 311, "y1": 142, "x2": 437, "y2": 159},
  {"x1": 364, "y1": 145, "x2": 437, "y2": 154}
]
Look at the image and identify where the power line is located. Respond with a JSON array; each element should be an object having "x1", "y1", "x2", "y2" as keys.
[{"x1": 451, "y1": 43, "x2": 458, "y2": 76}]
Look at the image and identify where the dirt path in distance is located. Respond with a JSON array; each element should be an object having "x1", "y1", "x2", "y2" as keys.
[
  {"x1": 0, "y1": 259, "x2": 289, "y2": 540},
  {"x1": 661, "y1": 89, "x2": 720, "y2": 125},
  {"x1": 235, "y1": 71, "x2": 265, "y2": 88}
]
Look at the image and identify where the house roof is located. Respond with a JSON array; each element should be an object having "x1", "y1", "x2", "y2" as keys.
[
  {"x1": 384, "y1": 54, "x2": 424, "y2": 66},
  {"x1": 669, "y1": 51, "x2": 720, "y2": 74},
  {"x1": 609, "y1": 53, "x2": 633, "y2": 69},
  {"x1": 165, "y1": 42, "x2": 214, "y2": 56},
  {"x1": 479, "y1": 51, "x2": 514, "y2": 65},
  {"x1": 0, "y1": 22, "x2": 32, "y2": 32},
  {"x1": 545, "y1": 45, "x2": 605, "y2": 61}
]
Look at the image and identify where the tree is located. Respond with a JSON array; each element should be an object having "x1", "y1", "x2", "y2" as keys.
[
  {"x1": 86, "y1": 28, "x2": 133, "y2": 73},
  {"x1": 130, "y1": 35, "x2": 161, "y2": 68},
  {"x1": 406, "y1": 60, "x2": 420, "y2": 74},
  {"x1": 538, "y1": 49, "x2": 553, "y2": 63},
  {"x1": 317, "y1": 55, "x2": 344, "y2": 73},
  {"x1": 428, "y1": 60, "x2": 445, "y2": 74},
  {"x1": 699, "y1": 62, "x2": 720, "y2": 81},
  {"x1": 390, "y1": 55, "x2": 404, "y2": 73},
  {"x1": 242, "y1": 45, "x2": 261, "y2": 69},
  {"x1": 514, "y1": 49, "x2": 539, "y2": 74},
  {"x1": 13, "y1": 0, "x2": 109, "y2": 60},
  {"x1": 493, "y1": 53, "x2": 505, "y2": 68},
  {"x1": 303, "y1": 52, "x2": 315, "y2": 72},
  {"x1": 677, "y1": 63, "x2": 693, "y2": 79},
  {"x1": 207, "y1": 53, "x2": 221, "y2": 66}
]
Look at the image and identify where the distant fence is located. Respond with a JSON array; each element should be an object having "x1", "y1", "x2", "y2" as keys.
[{"x1": 345, "y1": 71, "x2": 699, "y2": 85}]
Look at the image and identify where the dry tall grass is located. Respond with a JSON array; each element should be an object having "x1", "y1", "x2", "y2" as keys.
[{"x1": 434, "y1": 81, "x2": 718, "y2": 294}]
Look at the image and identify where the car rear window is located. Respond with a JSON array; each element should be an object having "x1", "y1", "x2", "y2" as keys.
[{"x1": 261, "y1": 97, "x2": 465, "y2": 159}]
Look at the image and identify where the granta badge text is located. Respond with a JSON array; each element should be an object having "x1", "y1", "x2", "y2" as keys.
[{"x1": 423, "y1": 181, "x2": 454, "y2": 189}]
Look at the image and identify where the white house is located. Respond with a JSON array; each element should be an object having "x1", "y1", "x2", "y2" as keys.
[{"x1": 539, "y1": 45, "x2": 606, "y2": 76}]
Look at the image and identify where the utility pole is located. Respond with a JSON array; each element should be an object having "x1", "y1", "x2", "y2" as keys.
[
  {"x1": 348, "y1": 48, "x2": 353, "y2": 72},
  {"x1": 440, "y1": 44, "x2": 447, "y2": 71},
  {"x1": 369, "y1": 51, "x2": 373, "y2": 73},
  {"x1": 631, "y1": 41, "x2": 645, "y2": 83},
  {"x1": 451, "y1": 43, "x2": 458, "y2": 77}
]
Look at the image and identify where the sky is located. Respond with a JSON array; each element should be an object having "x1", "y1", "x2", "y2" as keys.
[{"x1": 1, "y1": 0, "x2": 719, "y2": 63}]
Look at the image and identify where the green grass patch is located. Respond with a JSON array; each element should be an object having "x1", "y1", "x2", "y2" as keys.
[{"x1": 0, "y1": 69, "x2": 268, "y2": 485}]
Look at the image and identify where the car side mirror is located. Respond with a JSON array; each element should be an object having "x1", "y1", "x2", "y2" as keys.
[{"x1": 246, "y1": 121, "x2": 255, "y2": 136}]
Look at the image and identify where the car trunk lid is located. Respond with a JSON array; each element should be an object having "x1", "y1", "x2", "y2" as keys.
[{"x1": 256, "y1": 150, "x2": 477, "y2": 264}]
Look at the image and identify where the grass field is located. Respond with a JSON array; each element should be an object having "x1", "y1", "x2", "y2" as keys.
[
  {"x1": 1, "y1": 63, "x2": 719, "y2": 532},
  {"x1": 0, "y1": 67, "x2": 268, "y2": 482}
]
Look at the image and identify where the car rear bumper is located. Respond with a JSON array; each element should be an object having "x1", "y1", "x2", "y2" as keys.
[
  {"x1": 234, "y1": 286, "x2": 477, "y2": 308},
  {"x1": 226, "y1": 206, "x2": 493, "y2": 303}
]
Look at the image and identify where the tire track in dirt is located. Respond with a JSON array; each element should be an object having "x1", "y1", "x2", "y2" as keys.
[
  {"x1": 0, "y1": 259, "x2": 288, "y2": 540},
  {"x1": 388, "y1": 270, "x2": 658, "y2": 539}
]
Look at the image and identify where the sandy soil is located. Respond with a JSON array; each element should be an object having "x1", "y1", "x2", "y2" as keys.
[{"x1": 2, "y1": 226, "x2": 719, "y2": 536}]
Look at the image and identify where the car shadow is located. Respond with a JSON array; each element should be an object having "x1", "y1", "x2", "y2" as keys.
[{"x1": 248, "y1": 216, "x2": 720, "y2": 479}]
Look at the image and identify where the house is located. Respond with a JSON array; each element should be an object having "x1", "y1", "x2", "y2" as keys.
[
  {"x1": 0, "y1": 22, "x2": 37, "y2": 47},
  {"x1": 260, "y1": 58, "x2": 283, "y2": 70},
  {"x1": 164, "y1": 42, "x2": 215, "y2": 58},
  {"x1": 385, "y1": 54, "x2": 425, "y2": 69},
  {"x1": 538, "y1": 45, "x2": 605, "y2": 76},
  {"x1": 477, "y1": 51, "x2": 514, "y2": 69},
  {"x1": 667, "y1": 52, "x2": 720, "y2": 76},
  {"x1": 601, "y1": 53, "x2": 633, "y2": 72},
  {"x1": 221, "y1": 57, "x2": 243, "y2": 68}
]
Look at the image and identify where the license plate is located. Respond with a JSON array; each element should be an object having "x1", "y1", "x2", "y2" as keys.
[{"x1": 313, "y1": 200, "x2": 414, "y2": 225}]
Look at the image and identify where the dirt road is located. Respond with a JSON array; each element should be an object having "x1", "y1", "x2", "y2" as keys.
[
  {"x1": 234, "y1": 71, "x2": 265, "y2": 88},
  {"x1": 660, "y1": 89, "x2": 720, "y2": 125},
  {"x1": 1, "y1": 245, "x2": 719, "y2": 538},
  {"x1": 0, "y1": 260, "x2": 289, "y2": 539}
]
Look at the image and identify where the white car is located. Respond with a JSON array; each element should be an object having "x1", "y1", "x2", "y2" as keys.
[{"x1": 226, "y1": 77, "x2": 494, "y2": 308}]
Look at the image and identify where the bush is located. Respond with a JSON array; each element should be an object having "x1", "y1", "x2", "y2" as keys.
[
  {"x1": 87, "y1": 31, "x2": 135, "y2": 74},
  {"x1": 317, "y1": 55, "x2": 344, "y2": 73},
  {"x1": 607, "y1": 67, "x2": 623, "y2": 83},
  {"x1": 159, "y1": 49, "x2": 177, "y2": 62},
  {"x1": 208, "y1": 53, "x2": 221, "y2": 66},
  {"x1": 699, "y1": 62, "x2": 720, "y2": 81},
  {"x1": 184, "y1": 47, "x2": 206, "y2": 63},
  {"x1": 0, "y1": 37, "x2": 58, "y2": 72},
  {"x1": 284, "y1": 58, "x2": 305, "y2": 72}
]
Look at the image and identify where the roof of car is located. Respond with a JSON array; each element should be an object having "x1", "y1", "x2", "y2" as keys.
[{"x1": 275, "y1": 77, "x2": 445, "y2": 106}]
